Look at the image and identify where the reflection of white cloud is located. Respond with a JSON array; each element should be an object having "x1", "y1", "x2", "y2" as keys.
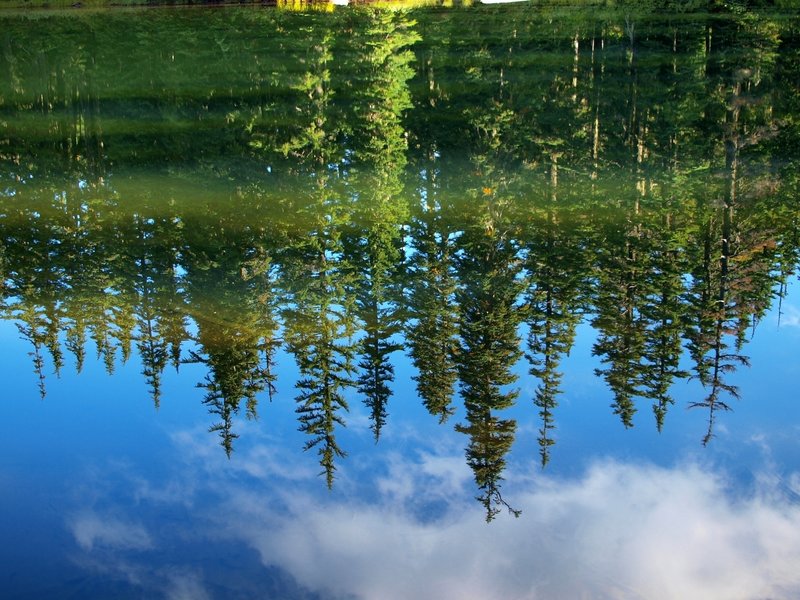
[
  {"x1": 64, "y1": 431, "x2": 800, "y2": 600},
  {"x1": 170, "y1": 427, "x2": 219, "y2": 460},
  {"x1": 232, "y1": 443, "x2": 318, "y2": 481},
  {"x1": 223, "y1": 460, "x2": 800, "y2": 600},
  {"x1": 343, "y1": 405, "x2": 374, "y2": 434},
  {"x1": 165, "y1": 571, "x2": 211, "y2": 600},
  {"x1": 169, "y1": 422, "x2": 320, "y2": 483},
  {"x1": 778, "y1": 303, "x2": 800, "y2": 328},
  {"x1": 131, "y1": 475, "x2": 197, "y2": 507},
  {"x1": 376, "y1": 450, "x2": 471, "y2": 505},
  {"x1": 789, "y1": 473, "x2": 800, "y2": 499},
  {"x1": 69, "y1": 512, "x2": 152, "y2": 552}
]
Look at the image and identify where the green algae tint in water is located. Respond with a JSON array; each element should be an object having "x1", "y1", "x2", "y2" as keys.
[{"x1": 1, "y1": 5, "x2": 800, "y2": 599}]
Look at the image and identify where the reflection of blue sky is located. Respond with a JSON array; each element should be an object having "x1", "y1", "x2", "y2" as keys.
[{"x1": 1, "y1": 286, "x2": 800, "y2": 599}]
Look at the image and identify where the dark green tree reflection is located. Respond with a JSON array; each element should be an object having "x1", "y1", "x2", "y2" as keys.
[
  {"x1": 1, "y1": 4, "x2": 799, "y2": 520},
  {"x1": 343, "y1": 8, "x2": 418, "y2": 442}
]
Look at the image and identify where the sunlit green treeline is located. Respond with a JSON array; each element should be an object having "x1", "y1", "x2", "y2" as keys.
[
  {"x1": 3, "y1": 0, "x2": 799, "y2": 11},
  {"x1": 1, "y1": 6, "x2": 799, "y2": 519}
]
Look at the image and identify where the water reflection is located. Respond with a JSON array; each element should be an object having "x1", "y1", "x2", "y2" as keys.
[
  {"x1": 1, "y1": 4, "x2": 799, "y2": 524},
  {"x1": 45, "y1": 427, "x2": 800, "y2": 600}
]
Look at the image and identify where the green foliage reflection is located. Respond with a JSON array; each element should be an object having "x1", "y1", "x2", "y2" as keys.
[{"x1": 1, "y1": 5, "x2": 799, "y2": 520}]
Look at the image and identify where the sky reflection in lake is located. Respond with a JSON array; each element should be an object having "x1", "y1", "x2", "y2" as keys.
[{"x1": 2, "y1": 290, "x2": 799, "y2": 599}]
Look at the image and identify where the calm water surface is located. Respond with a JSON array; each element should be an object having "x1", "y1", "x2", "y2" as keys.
[{"x1": 1, "y1": 4, "x2": 800, "y2": 599}]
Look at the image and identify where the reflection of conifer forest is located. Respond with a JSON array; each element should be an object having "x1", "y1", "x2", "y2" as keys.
[{"x1": 1, "y1": 6, "x2": 799, "y2": 519}]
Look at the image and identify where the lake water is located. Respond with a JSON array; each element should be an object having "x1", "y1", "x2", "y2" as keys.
[{"x1": 1, "y1": 4, "x2": 799, "y2": 598}]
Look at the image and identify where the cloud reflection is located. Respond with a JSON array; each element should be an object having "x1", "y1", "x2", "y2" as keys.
[
  {"x1": 69, "y1": 512, "x2": 153, "y2": 552},
  {"x1": 779, "y1": 303, "x2": 800, "y2": 328},
  {"x1": 67, "y1": 435, "x2": 800, "y2": 600},
  {"x1": 223, "y1": 460, "x2": 800, "y2": 600},
  {"x1": 165, "y1": 572, "x2": 212, "y2": 600}
]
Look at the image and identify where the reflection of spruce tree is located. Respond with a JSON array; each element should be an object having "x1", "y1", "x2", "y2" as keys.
[
  {"x1": 279, "y1": 29, "x2": 356, "y2": 487},
  {"x1": 343, "y1": 8, "x2": 418, "y2": 440},
  {"x1": 449, "y1": 27, "x2": 532, "y2": 513},
  {"x1": 684, "y1": 203, "x2": 746, "y2": 445},
  {"x1": 523, "y1": 160, "x2": 586, "y2": 466},
  {"x1": 186, "y1": 293, "x2": 277, "y2": 457},
  {"x1": 282, "y1": 219, "x2": 356, "y2": 485},
  {"x1": 403, "y1": 6, "x2": 463, "y2": 425},
  {"x1": 683, "y1": 173, "x2": 769, "y2": 445},
  {"x1": 0, "y1": 241, "x2": 6, "y2": 308},
  {"x1": 406, "y1": 160, "x2": 459, "y2": 423},
  {"x1": 591, "y1": 196, "x2": 648, "y2": 429},
  {"x1": 64, "y1": 314, "x2": 88, "y2": 375},
  {"x1": 284, "y1": 274, "x2": 355, "y2": 489},
  {"x1": 684, "y1": 18, "x2": 783, "y2": 445},
  {"x1": 137, "y1": 305, "x2": 167, "y2": 408},
  {"x1": 589, "y1": 12, "x2": 655, "y2": 430},
  {"x1": 1, "y1": 192, "x2": 69, "y2": 395},
  {"x1": 351, "y1": 219, "x2": 404, "y2": 441},
  {"x1": 182, "y1": 212, "x2": 279, "y2": 457},
  {"x1": 189, "y1": 295, "x2": 279, "y2": 459},
  {"x1": 453, "y1": 194, "x2": 524, "y2": 521},
  {"x1": 683, "y1": 212, "x2": 723, "y2": 441},
  {"x1": 637, "y1": 192, "x2": 690, "y2": 432},
  {"x1": 63, "y1": 188, "x2": 121, "y2": 376},
  {"x1": 128, "y1": 211, "x2": 188, "y2": 408},
  {"x1": 439, "y1": 21, "x2": 533, "y2": 512},
  {"x1": 15, "y1": 302, "x2": 50, "y2": 400},
  {"x1": 142, "y1": 216, "x2": 189, "y2": 378},
  {"x1": 771, "y1": 27, "x2": 800, "y2": 305}
]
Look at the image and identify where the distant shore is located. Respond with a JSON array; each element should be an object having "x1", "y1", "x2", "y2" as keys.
[{"x1": 3, "y1": 0, "x2": 798, "y2": 11}]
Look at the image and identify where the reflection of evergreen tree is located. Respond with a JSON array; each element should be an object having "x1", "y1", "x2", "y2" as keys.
[
  {"x1": 591, "y1": 198, "x2": 648, "y2": 429},
  {"x1": 351, "y1": 222, "x2": 404, "y2": 441},
  {"x1": 283, "y1": 226, "x2": 356, "y2": 486},
  {"x1": 0, "y1": 4, "x2": 799, "y2": 512},
  {"x1": 453, "y1": 190, "x2": 524, "y2": 521},
  {"x1": 128, "y1": 210, "x2": 187, "y2": 408},
  {"x1": 343, "y1": 8, "x2": 418, "y2": 440},
  {"x1": 446, "y1": 37, "x2": 530, "y2": 514},
  {"x1": 15, "y1": 302, "x2": 50, "y2": 400},
  {"x1": 1, "y1": 189, "x2": 70, "y2": 395},
  {"x1": 684, "y1": 205, "x2": 745, "y2": 445},
  {"x1": 64, "y1": 314, "x2": 88, "y2": 375},
  {"x1": 406, "y1": 162, "x2": 459, "y2": 423},
  {"x1": 637, "y1": 197, "x2": 690, "y2": 432},
  {"x1": 279, "y1": 28, "x2": 356, "y2": 487},
  {"x1": 185, "y1": 297, "x2": 277, "y2": 457},
  {"x1": 182, "y1": 202, "x2": 280, "y2": 456},
  {"x1": 284, "y1": 289, "x2": 354, "y2": 488},
  {"x1": 71, "y1": 191, "x2": 121, "y2": 376},
  {"x1": 684, "y1": 15, "x2": 783, "y2": 444},
  {"x1": 523, "y1": 160, "x2": 586, "y2": 466},
  {"x1": 770, "y1": 23, "x2": 800, "y2": 308}
]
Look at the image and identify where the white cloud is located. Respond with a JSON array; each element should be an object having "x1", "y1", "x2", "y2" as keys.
[
  {"x1": 221, "y1": 459, "x2": 800, "y2": 600},
  {"x1": 789, "y1": 472, "x2": 800, "y2": 498},
  {"x1": 130, "y1": 475, "x2": 198, "y2": 507},
  {"x1": 164, "y1": 571, "x2": 211, "y2": 600},
  {"x1": 375, "y1": 449, "x2": 472, "y2": 507},
  {"x1": 231, "y1": 443, "x2": 319, "y2": 481},
  {"x1": 63, "y1": 432, "x2": 800, "y2": 600},
  {"x1": 69, "y1": 512, "x2": 153, "y2": 552},
  {"x1": 777, "y1": 303, "x2": 800, "y2": 328}
]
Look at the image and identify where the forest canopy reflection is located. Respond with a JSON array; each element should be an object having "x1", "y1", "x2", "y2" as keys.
[{"x1": 1, "y1": 4, "x2": 798, "y2": 520}]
